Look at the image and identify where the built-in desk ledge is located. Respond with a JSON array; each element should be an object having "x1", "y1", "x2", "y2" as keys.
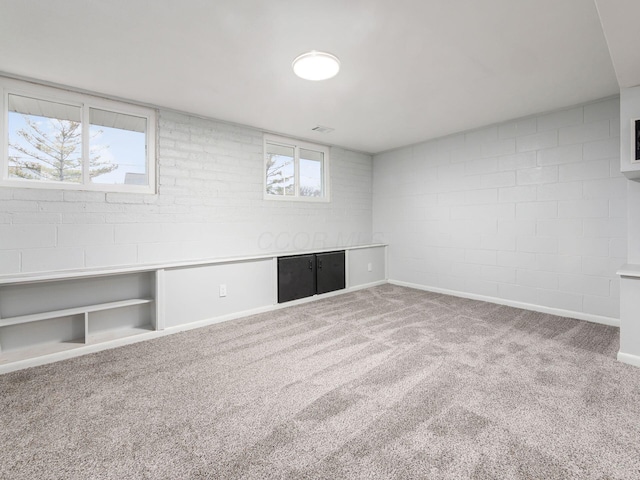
[
  {"x1": 0, "y1": 243, "x2": 388, "y2": 285},
  {"x1": 617, "y1": 264, "x2": 640, "y2": 278}
]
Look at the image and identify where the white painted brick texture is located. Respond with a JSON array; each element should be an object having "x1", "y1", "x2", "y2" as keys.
[
  {"x1": 373, "y1": 97, "x2": 624, "y2": 319},
  {"x1": 0, "y1": 111, "x2": 373, "y2": 274}
]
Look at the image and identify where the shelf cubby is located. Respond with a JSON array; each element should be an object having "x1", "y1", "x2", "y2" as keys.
[{"x1": 0, "y1": 272, "x2": 156, "y2": 365}]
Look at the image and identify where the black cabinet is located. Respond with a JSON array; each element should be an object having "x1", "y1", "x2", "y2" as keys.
[
  {"x1": 316, "y1": 251, "x2": 346, "y2": 295},
  {"x1": 278, "y1": 251, "x2": 345, "y2": 303},
  {"x1": 277, "y1": 254, "x2": 316, "y2": 303}
]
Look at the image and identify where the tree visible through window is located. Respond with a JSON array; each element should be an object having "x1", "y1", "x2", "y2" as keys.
[
  {"x1": 9, "y1": 112, "x2": 116, "y2": 182},
  {"x1": 265, "y1": 143, "x2": 294, "y2": 196},
  {"x1": 0, "y1": 78, "x2": 156, "y2": 193},
  {"x1": 299, "y1": 148, "x2": 323, "y2": 197},
  {"x1": 264, "y1": 135, "x2": 328, "y2": 201}
]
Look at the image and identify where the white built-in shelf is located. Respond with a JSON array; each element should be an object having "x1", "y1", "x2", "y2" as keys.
[
  {"x1": 0, "y1": 298, "x2": 153, "y2": 327},
  {"x1": 0, "y1": 281, "x2": 156, "y2": 368},
  {"x1": 0, "y1": 339, "x2": 84, "y2": 365},
  {"x1": 0, "y1": 243, "x2": 387, "y2": 374},
  {"x1": 87, "y1": 324, "x2": 154, "y2": 344},
  {"x1": 0, "y1": 244, "x2": 387, "y2": 286},
  {"x1": 617, "y1": 264, "x2": 640, "y2": 278},
  {"x1": 0, "y1": 323, "x2": 155, "y2": 366}
]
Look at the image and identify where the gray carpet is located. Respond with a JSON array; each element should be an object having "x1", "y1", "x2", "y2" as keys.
[{"x1": 1, "y1": 284, "x2": 639, "y2": 479}]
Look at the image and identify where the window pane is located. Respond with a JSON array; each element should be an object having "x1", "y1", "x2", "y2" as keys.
[
  {"x1": 7, "y1": 94, "x2": 82, "y2": 183},
  {"x1": 266, "y1": 143, "x2": 295, "y2": 196},
  {"x1": 89, "y1": 108, "x2": 147, "y2": 185},
  {"x1": 299, "y1": 148, "x2": 323, "y2": 197}
]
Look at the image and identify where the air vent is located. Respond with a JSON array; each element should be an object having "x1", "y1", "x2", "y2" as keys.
[{"x1": 312, "y1": 125, "x2": 334, "y2": 134}]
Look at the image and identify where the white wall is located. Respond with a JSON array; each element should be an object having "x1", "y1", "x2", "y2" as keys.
[
  {"x1": 0, "y1": 111, "x2": 373, "y2": 274},
  {"x1": 373, "y1": 97, "x2": 624, "y2": 321},
  {"x1": 163, "y1": 259, "x2": 275, "y2": 328},
  {"x1": 618, "y1": 85, "x2": 640, "y2": 365},
  {"x1": 620, "y1": 86, "x2": 640, "y2": 263}
]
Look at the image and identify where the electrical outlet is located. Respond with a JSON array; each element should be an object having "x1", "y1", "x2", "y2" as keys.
[
  {"x1": 219, "y1": 284, "x2": 227, "y2": 297},
  {"x1": 367, "y1": 263, "x2": 372, "y2": 272}
]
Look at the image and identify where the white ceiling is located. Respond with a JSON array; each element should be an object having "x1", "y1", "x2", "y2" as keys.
[
  {"x1": 594, "y1": 0, "x2": 640, "y2": 89},
  {"x1": 0, "y1": 0, "x2": 628, "y2": 154}
]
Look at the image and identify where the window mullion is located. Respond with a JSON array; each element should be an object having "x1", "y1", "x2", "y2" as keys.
[
  {"x1": 82, "y1": 104, "x2": 90, "y2": 185},
  {"x1": 1, "y1": 89, "x2": 6, "y2": 180},
  {"x1": 294, "y1": 145, "x2": 300, "y2": 197}
]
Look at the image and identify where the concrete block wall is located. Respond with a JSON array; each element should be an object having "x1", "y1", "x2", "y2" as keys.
[
  {"x1": 0, "y1": 111, "x2": 373, "y2": 274},
  {"x1": 373, "y1": 97, "x2": 624, "y2": 321}
]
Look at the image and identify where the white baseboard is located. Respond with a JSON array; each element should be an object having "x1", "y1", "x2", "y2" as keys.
[
  {"x1": 389, "y1": 279, "x2": 620, "y2": 328},
  {"x1": 0, "y1": 280, "x2": 388, "y2": 375},
  {"x1": 618, "y1": 352, "x2": 640, "y2": 368},
  {"x1": 164, "y1": 279, "x2": 388, "y2": 333}
]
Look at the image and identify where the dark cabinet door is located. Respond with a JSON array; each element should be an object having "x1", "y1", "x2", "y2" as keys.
[
  {"x1": 278, "y1": 254, "x2": 316, "y2": 303},
  {"x1": 316, "y1": 251, "x2": 346, "y2": 295}
]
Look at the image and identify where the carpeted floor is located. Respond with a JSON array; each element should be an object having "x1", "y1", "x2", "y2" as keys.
[{"x1": 1, "y1": 284, "x2": 639, "y2": 479}]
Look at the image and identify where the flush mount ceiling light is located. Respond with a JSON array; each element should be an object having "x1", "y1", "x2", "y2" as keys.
[{"x1": 292, "y1": 51, "x2": 340, "y2": 81}]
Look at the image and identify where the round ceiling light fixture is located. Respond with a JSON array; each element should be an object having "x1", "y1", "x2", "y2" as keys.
[{"x1": 292, "y1": 51, "x2": 340, "y2": 81}]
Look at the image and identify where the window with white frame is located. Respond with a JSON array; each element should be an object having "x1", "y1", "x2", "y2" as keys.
[
  {"x1": 264, "y1": 134, "x2": 329, "y2": 201},
  {"x1": 0, "y1": 77, "x2": 156, "y2": 193}
]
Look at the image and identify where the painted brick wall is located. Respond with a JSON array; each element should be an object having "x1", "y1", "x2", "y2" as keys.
[
  {"x1": 373, "y1": 97, "x2": 624, "y2": 320},
  {"x1": 0, "y1": 111, "x2": 373, "y2": 274}
]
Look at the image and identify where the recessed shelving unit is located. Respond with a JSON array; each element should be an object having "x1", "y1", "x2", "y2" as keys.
[{"x1": 0, "y1": 272, "x2": 156, "y2": 365}]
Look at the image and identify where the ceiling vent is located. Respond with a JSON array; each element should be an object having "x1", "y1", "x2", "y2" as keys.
[{"x1": 312, "y1": 125, "x2": 334, "y2": 134}]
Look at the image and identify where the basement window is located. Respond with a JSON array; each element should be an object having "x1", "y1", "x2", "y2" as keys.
[
  {"x1": 264, "y1": 134, "x2": 330, "y2": 202},
  {"x1": 0, "y1": 77, "x2": 156, "y2": 193}
]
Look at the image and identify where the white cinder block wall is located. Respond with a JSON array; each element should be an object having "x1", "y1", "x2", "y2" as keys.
[
  {"x1": 0, "y1": 111, "x2": 373, "y2": 274},
  {"x1": 373, "y1": 97, "x2": 624, "y2": 322}
]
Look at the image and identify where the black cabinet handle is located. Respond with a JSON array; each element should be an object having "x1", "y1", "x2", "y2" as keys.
[
  {"x1": 308, "y1": 260, "x2": 313, "y2": 270},
  {"x1": 318, "y1": 260, "x2": 323, "y2": 269}
]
